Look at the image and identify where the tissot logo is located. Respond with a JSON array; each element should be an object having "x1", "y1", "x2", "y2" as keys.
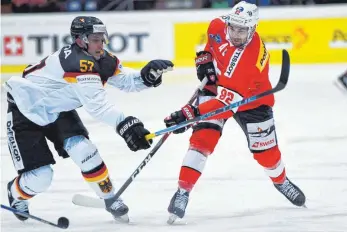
[{"x1": 27, "y1": 33, "x2": 149, "y2": 55}]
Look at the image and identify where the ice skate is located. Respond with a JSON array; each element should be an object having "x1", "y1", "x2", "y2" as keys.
[
  {"x1": 7, "y1": 178, "x2": 30, "y2": 221},
  {"x1": 104, "y1": 196, "x2": 129, "y2": 223},
  {"x1": 274, "y1": 178, "x2": 306, "y2": 207},
  {"x1": 167, "y1": 188, "x2": 190, "y2": 224},
  {"x1": 335, "y1": 74, "x2": 347, "y2": 93}
]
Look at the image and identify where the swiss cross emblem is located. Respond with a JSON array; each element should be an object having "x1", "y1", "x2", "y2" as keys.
[{"x1": 3, "y1": 36, "x2": 24, "y2": 56}]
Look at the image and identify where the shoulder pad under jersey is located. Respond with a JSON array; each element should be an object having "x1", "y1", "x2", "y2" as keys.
[
  {"x1": 97, "y1": 50, "x2": 119, "y2": 83},
  {"x1": 59, "y1": 44, "x2": 97, "y2": 73}
]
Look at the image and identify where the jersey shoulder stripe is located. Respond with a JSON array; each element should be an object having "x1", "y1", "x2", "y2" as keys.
[{"x1": 255, "y1": 35, "x2": 270, "y2": 72}]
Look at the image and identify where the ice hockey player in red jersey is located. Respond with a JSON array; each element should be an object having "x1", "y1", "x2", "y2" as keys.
[{"x1": 164, "y1": 1, "x2": 306, "y2": 222}]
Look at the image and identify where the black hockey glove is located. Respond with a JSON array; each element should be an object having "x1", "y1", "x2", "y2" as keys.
[
  {"x1": 116, "y1": 116, "x2": 153, "y2": 152},
  {"x1": 195, "y1": 51, "x2": 217, "y2": 85},
  {"x1": 164, "y1": 104, "x2": 200, "y2": 134},
  {"x1": 141, "y1": 60, "x2": 174, "y2": 87}
]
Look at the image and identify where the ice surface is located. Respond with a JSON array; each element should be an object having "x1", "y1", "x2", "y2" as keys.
[{"x1": 1, "y1": 64, "x2": 347, "y2": 232}]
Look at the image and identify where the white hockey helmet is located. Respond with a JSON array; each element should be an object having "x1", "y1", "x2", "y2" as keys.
[{"x1": 227, "y1": 1, "x2": 259, "y2": 45}]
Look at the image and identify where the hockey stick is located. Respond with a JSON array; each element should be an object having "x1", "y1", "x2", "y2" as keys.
[
  {"x1": 72, "y1": 77, "x2": 208, "y2": 208},
  {"x1": 145, "y1": 49, "x2": 290, "y2": 141},
  {"x1": 1, "y1": 204, "x2": 69, "y2": 229}
]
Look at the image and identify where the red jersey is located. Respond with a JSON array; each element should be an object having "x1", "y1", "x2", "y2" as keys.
[{"x1": 198, "y1": 17, "x2": 274, "y2": 119}]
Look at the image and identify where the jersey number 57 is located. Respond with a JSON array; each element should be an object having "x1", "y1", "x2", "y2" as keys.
[{"x1": 80, "y1": 60, "x2": 94, "y2": 72}]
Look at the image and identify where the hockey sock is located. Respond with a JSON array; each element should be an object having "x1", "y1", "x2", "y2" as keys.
[
  {"x1": 10, "y1": 165, "x2": 53, "y2": 200},
  {"x1": 64, "y1": 136, "x2": 116, "y2": 199},
  {"x1": 253, "y1": 145, "x2": 286, "y2": 184},
  {"x1": 81, "y1": 162, "x2": 115, "y2": 199},
  {"x1": 178, "y1": 150, "x2": 207, "y2": 192},
  {"x1": 11, "y1": 176, "x2": 35, "y2": 200},
  {"x1": 189, "y1": 129, "x2": 221, "y2": 155}
]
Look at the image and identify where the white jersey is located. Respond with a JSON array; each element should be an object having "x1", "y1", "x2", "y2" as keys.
[{"x1": 3, "y1": 44, "x2": 149, "y2": 127}]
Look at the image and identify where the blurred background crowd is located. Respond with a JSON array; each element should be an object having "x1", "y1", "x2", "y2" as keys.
[{"x1": 1, "y1": 0, "x2": 347, "y2": 13}]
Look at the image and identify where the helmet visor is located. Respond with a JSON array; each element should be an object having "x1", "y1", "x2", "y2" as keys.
[
  {"x1": 92, "y1": 24, "x2": 109, "y2": 44},
  {"x1": 87, "y1": 33, "x2": 108, "y2": 45},
  {"x1": 81, "y1": 24, "x2": 109, "y2": 45}
]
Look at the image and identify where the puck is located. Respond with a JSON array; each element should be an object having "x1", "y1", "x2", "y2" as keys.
[{"x1": 57, "y1": 217, "x2": 69, "y2": 229}]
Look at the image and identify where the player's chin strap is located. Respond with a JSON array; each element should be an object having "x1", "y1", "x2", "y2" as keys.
[
  {"x1": 72, "y1": 37, "x2": 89, "y2": 55},
  {"x1": 81, "y1": 41, "x2": 91, "y2": 56},
  {"x1": 77, "y1": 35, "x2": 94, "y2": 57}
]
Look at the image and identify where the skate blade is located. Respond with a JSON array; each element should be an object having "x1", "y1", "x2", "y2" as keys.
[
  {"x1": 113, "y1": 214, "x2": 130, "y2": 224},
  {"x1": 334, "y1": 80, "x2": 347, "y2": 94},
  {"x1": 167, "y1": 214, "x2": 178, "y2": 225}
]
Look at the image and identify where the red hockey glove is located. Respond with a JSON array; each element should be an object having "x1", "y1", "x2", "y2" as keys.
[{"x1": 164, "y1": 104, "x2": 200, "y2": 134}]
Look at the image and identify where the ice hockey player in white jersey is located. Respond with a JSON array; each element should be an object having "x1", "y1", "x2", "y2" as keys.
[{"x1": 4, "y1": 16, "x2": 173, "y2": 223}]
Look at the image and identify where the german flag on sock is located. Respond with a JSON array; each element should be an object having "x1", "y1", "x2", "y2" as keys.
[
  {"x1": 82, "y1": 162, "x2": 109, "y2": 183},
  {"x1": 15, "y1": 176, "x2": 34, "y2": 200}
]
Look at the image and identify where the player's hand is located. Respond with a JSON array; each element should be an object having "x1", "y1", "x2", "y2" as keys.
[
  {"x1": 164, "y1": 104, "x2": 199, "y2": 134},
  {"x1": 141, "y1": 60, "x2": 174, "y2": 87},
  {"x1": 116, "y1": 116, "x2": 153, "y2": 151},
  {"x1": 195, "y1": 51, "x2": 217, "y2": 85}
]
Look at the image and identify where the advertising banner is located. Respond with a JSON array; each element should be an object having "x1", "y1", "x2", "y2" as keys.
[
  {"x1": 1, "y1": 6, "x2": 346, "y2": 74},
  {"x1": 174, "y1": 17, "x2": 347, "y2": 66},
  {"x1": 1, "y1": 15, "x2": 172, "y2": 73}
]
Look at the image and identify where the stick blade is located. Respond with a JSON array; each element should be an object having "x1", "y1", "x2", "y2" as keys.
[
  {"x1": 275, "y1": 49, "x2": 291, "y2": 91},
  {"x1": 72, "y1": 194, "x2": 105, "y2": 208}
]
